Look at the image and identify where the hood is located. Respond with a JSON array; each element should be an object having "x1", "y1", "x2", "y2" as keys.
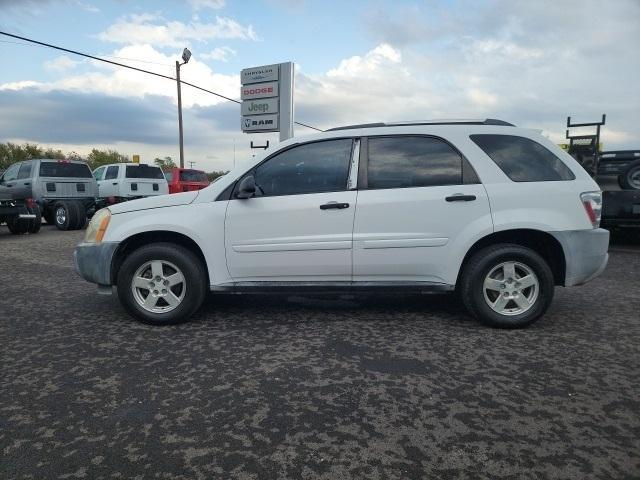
[{"x1": 108, "y1": 190, "x2": 199, "y2": 214}]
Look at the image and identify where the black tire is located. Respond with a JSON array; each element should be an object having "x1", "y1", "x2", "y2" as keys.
[
  {"x1": 116, "y1": 243, "x2": 207, "y2": 325},
  {"x1": 617, "y1": 160, "x2": 640, "y2": 190},
  {"x1": 53, "y1": 201, "x2": 73, "y2": 230},
  {"x1": 459, "y1": 244, "x2": 555, "y2": 329},
  {"x1": 27, "y1": 205, "x2": 42, "y2": 234},
  {"x1": 70, "y1": 201, "x2": 87, "y2": 230},
  {"x1": 6, "y1": 215, "x2": 29, "y2": 234},
  {"x1": 43, "y1": 208, "x2": 55, "y2": 225}
]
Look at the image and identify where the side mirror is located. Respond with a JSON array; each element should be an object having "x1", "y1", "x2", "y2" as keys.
[{"x1": 236, "y1": 175, "x2": 256, "y2": 199}]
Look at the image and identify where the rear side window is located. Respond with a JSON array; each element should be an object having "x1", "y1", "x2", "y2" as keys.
[
  {"x1": 105, "y1": 166, "x2": 119, "y2": 180},
  {"x1": 126, "y1": 165, "x2": 164, "y2": 179},
  {"x1": 367, "y1": 136, "x2": 463, "y2": 189},
  {"x1": 39, "y1": 161, "x2": 92, "y2": 178},
  {"x1": 17, "y1": 162, "x2": 32, "y2": 179},
  {"x1": 180, "y1": 170, "x2": 208, "y2": 182},
  {"x1": 470, "y1": 134, "x2": 575, "y2": 182}
]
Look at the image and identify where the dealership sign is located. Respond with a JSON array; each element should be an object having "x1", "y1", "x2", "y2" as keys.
[
  {"x1": 241, "y1": 97, "x2": 279, "y2": 116},
  {"x1": 240, "y1": 62, "x2": 294, "y2": 140}
]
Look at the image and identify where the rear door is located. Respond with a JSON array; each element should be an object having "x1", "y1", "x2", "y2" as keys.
[
  {"x1": 225, "y1": 138, "x2": 358, "y2": 281},
  {"x1": 352, "y1": 135, "x2": 492, "y2": 285}
]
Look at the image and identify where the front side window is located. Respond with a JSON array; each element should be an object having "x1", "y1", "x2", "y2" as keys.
[
  {"x1": 252, "y1": 139, "x2": 353, "y2": 197},
  {"x1": 470, "y1": 134, "x2": 575, "y2": 182},
  {"x1": 367, "y1": 136, "x2": 463, "y2": 189},
  {"x1": 93, "y1": 166, "x2": 105, "y2": 181},
  {"x1": 164, "y1": 171, "x2": 173, "y2": 182},
  {"x1": 17, "y1": 162, "x2": 32, "y2": 179},
  {"x1": 105, "y1": 166, "x2": 119, "y2": 180},
  {"x1": 2, "y1": 163, "x2": 20, "y2": 182}
]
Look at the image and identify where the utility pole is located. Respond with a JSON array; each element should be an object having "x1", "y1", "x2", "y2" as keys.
[{"x1": 176, "y1": 48, "x2": 192, "y2": 169}]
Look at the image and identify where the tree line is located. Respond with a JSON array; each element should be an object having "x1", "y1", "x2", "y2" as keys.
[{"x1": 0, "y1": 143, "x2": 228, "y2": 181}]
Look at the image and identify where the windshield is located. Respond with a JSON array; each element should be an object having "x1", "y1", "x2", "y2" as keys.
[{"x1": 179, "y1": 170, "x2": 208, "y2": 182}]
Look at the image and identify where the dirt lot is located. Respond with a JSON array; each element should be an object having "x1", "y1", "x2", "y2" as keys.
[{"x1": 1, "y1": 225, "x2": 639, "y2": 479}]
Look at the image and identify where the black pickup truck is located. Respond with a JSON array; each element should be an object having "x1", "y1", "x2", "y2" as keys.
[{"x1": 0, "y1": 184, "x2": 41, "y2": 234}]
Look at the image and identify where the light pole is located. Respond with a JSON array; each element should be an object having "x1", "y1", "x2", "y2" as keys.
[{"x1": 176, "y1": 47, "x2": 191, "y2": 168}]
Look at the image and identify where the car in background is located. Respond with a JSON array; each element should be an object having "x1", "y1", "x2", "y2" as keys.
[
  {"x1": 0, "y1": 159, "x2": 96, "y2": 231},
  {"x1": 0, "y1": 184, "x2": 41, "y2": 234},
  {"x1": 165, "y1": 168, "x2": 210, "y2": 194},
  {"x1": 93, "y1": 163, "x2": 168, "y2": 206}
]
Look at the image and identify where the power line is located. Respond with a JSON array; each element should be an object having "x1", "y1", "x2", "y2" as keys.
[
  {"x1": 0, "y1": 31, "x2": 323, "y2": 131},
  {"x1": 0, "y1": 39, "x2": 173, "y2": 67}
]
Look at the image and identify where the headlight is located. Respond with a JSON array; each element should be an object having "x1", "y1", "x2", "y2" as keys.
[{"x1": 84, "y1": 208, "x2": 111, "y2": 243}]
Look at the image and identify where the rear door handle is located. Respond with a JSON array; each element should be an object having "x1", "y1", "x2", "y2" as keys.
[
  {"x1": 112, "y1": 182, "x2": 118, "y2": 185},
  {"x1": 445, "y1": 194, "x2": 476, "y2": 202},
  {"x1": 320, "y1": 202, "x2": 350, "y2": 210}
]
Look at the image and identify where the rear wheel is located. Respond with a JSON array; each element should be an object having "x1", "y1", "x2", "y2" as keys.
[
  {"x1": 27, "y1": 205, "x2": 42, "y2": 234},
  {"x1": 116, "y1": 243, "x2": 207, "y2": 325},
  {"x1": 6, "y1": 215, "x2": 29, "y2": 234},
  {"x1": 71, "y1": 201, "x2": 87, "y2": 229},
  {"x1": 618, "y1": 160, "x2": 640, "y2": 190},
  {"x1": 459, "y1": 244, "x2": 555, "y2": 328},
  {"x1": 53, "y1": 201, "x2": 73, "y2": 230}
]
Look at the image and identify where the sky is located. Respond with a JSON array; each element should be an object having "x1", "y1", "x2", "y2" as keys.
[{"x1": 0, "y1": 0, "x2": 639, "y2": 172}]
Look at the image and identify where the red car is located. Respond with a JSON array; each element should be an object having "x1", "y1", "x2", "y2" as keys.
[{"x1": 165, "y1": 168, "x2": 210, "y2": 194}]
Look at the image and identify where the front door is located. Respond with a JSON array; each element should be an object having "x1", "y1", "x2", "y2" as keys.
[
  {"x1": 98, "y1": 165, "x2": 119, "y2": 198},
  {"x1": 352, "y1": 135, "x2": 493, "y2": 285},
  {"x1": 225, "y1": 138, "x2": 357, "y2": 281}
]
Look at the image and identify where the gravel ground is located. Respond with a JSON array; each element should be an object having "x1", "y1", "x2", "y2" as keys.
[{"x1": 1, "y1": 225, "x2": 639, "y2": 480}]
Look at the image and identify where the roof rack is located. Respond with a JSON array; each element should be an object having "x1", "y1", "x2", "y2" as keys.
[{"x1": 326, "y1": 118, "x2": 515, "y2": 131}]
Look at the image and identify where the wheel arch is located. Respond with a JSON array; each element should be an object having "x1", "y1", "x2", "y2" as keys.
[
  {"x1": 456, "y1": 229, "x2": 566, "y2": 287},
  {"x1": 110, "y1": 230, "x2": 209, "y2": 286}
]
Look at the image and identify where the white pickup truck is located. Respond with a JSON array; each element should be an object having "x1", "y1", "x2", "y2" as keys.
[{"x1": 93, "y1": 163, "x2": 168, "y2": 203}]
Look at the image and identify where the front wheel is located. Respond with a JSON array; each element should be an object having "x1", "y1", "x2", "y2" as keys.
[
  {"x1": 116, "y1": 243, "x2": 207, "y2": 325},
  {"x1": 459, "y1": 244, "x2": 555, "y2": 328}
]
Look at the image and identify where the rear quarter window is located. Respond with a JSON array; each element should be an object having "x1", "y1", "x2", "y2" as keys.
[
  {"x1": 125, "y1": 165, "x2": 165, "y2": 179},
  {"x1": 470, "y1": 134, "x2": 575, "y2": 182},
  {"x1": 39, "y1": 161, "x2": 92, "y2": 178}
]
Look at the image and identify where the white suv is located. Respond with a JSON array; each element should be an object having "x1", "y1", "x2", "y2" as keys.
[{"x1": 75, "y1": 120, "x2": 609, "y2": 328}]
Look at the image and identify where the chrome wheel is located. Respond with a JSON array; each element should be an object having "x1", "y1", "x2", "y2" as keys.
[
  {"x1": 628, "y1": 167, "x2": 640, "y2": 189},
  {"x1": 131, "y1": 260, "x2": 186, "y2": 314},
  {"x1": 55, "y1": 207, "x2": 66, "y2": 225},
  {"x1": 483, "y1": 261, "x2": 539, "y2": 316}
]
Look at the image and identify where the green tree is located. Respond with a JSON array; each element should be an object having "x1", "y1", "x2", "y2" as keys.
[
  {"x1": 154, "y1": 156, "x2": 177, "y2": 170},
  {"x1": 207, "y1": 170, "x2": 229, "y2": 182},
  {"x1": 0, "y1": 142, "x2": 45, "y2": 170},
  {"x1": 86, "y1": 149, "x2": 129, "y2": 170}
]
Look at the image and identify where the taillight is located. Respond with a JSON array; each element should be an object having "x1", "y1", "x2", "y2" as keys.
[
  {"x1": 581, "y1": 191, "x2": 602, "y2": 228},
  {"x1": 25, "y1": 198, "x2": 35, "y2": 209}
]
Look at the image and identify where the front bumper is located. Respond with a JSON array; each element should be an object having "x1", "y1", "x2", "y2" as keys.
[
  {"x1": 550, "y1": 228, "x2": 610, "y2": 287},
  {"x1": 74, "y1": 241, "x2": 120, "y2": 286}
]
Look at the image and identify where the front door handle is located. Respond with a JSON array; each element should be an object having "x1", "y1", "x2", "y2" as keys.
[
  {"x1": 445, "y1": 194, "x2": 476, "y2": 202},
  {"x1": 320, "y1": 202, "x2": 350, "y2": 210},
  {"x1": 112, "y1": 182, "x2": 118, "y2": 185}
]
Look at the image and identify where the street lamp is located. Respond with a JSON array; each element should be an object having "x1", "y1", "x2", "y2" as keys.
[{"x1": 176, "y1": 47, "x2": 191, "y2": 168}]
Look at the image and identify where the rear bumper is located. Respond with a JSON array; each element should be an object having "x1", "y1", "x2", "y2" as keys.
[
  {"x1": 73, "y1": 241, "x2": 120, "y2": 286},
  {"x1": 550, "y1": 229, "x2": 609, "y2": 286}
]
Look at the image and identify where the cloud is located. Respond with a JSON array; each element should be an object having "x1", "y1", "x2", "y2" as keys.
[
  {"x1": 188, "y1": 0, "x2": 225, "y2": 10},
  {"x1": 201, "y1": 46, "x2": 236, "y2": 62},
  {"x1": 44, "y1": 55, "x2": 81, "y2": 72},
  {"x1": 96, "y1": 13, "x2": 258, "y2": 47}
]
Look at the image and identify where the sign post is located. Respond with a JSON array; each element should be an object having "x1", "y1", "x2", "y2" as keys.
[{"x1": 240, "y1": 62, "x2": 294, "y2": 142}]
